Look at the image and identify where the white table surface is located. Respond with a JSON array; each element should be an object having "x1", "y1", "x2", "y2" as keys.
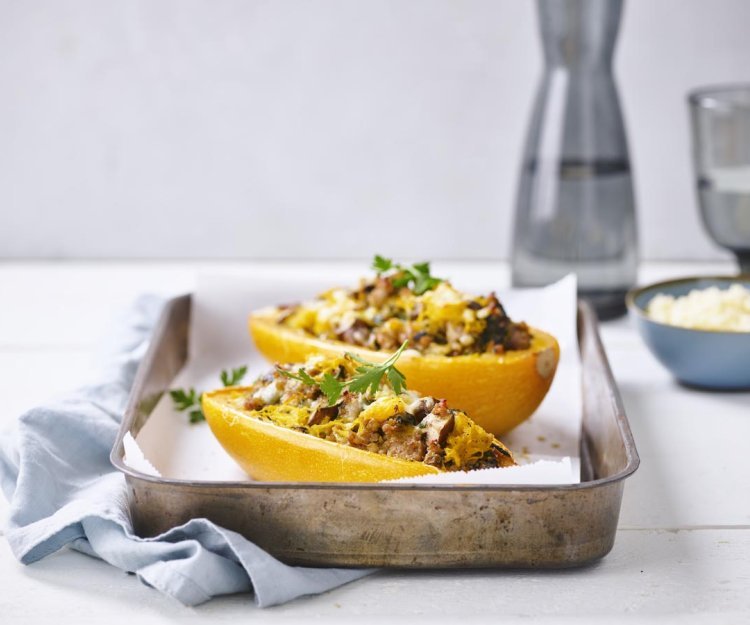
[{"x1": 0, "y1": 260, "x2": 748, "y2": 625}]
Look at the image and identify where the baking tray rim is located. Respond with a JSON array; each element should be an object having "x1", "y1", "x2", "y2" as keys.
[{"x1": 110, "y1": 294, "x2": 640, "y2": 493}]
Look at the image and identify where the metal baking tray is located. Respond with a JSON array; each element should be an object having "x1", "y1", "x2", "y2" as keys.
[{"x1": 111, "y1": 295, "x2": 639, "y2": 568}]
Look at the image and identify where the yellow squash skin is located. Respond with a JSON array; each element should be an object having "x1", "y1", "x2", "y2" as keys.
[
  {"x1": 202, "y1": 388, "x2": 440, "y2": 482},
  {"x1": 249, "y1": 311, "x2": 560, "y2": 435}
]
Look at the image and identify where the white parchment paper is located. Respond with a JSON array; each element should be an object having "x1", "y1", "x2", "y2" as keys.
[{"x1": 133, "y1": 272, "x2": 581, "y2": 484}]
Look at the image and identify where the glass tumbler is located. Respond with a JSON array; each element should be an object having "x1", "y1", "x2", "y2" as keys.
[{"x1": 689, "y1": 85, "x2": 750, "y2": 273}]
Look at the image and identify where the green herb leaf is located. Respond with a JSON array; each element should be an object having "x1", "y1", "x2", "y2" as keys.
[
  {"x1": 189, "y1": 408, "x2": 205, "y2": 423},
  {"x1": 410, "y1": 261, "x2": 443, "y2": 295},
  {"x1": 412, "y1": 273, "x2": 441, "y2": 296},
  {"x1": 169, "y1": 387, "x2": 205, "y2": 422},
  {"x1": 169, "y1": 388, "x2": 199, "y2": 412},
  {"x1": 390, "y1": 274, "x2": 412, "y2": 290},
  {"x1": 171, "y1": 366, "x2": 247, "y2": 424},
  {"x1": 279, "y1": 367, "x2": 345, "y2": 406},
  {"x1": 345, "y1": 340, "x2": 409, "y2": 397},
  {"x1": 277, "y1": 367, "x2": 317, "y2": 386},
  {"x1": 386, "y1": 366, "x2": 407, "y2": 395},
  {"x1": 220, "y1": 365, "x2": 248, "y2": 387},
  {"x1": 319, "y1": 372, "x2": 345, "y2": 405},
  {"x1": 274, "y1": 342, "x2": 409, "y2": 405},
  {"x1": 372, "y1": 254, "x2": 393, "y2": 273},
  {"x1": 371, "y1": 255, "x2": 443, "y2": 294},
  {"x1": 347, "y1": 365, "x2": 384, "y2": 397}
]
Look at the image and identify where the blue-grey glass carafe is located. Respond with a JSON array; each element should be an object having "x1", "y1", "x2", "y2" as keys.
[{"x1": 511, "y1": 0, "x2": 638, "y2": 319}]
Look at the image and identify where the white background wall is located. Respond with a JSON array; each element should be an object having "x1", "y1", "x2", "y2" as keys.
[{"x1": 1, "y1": 0, "x2": 749, "y2": 260}]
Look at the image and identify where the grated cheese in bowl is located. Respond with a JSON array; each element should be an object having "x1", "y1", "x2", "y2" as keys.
[{"x1": 646, "y1": 284, "x2": 750, "y2": 332}]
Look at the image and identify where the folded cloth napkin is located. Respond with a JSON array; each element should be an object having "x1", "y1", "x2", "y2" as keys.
[{"x1": 0, "y1": 295, "x2": 372, "y2": 607}]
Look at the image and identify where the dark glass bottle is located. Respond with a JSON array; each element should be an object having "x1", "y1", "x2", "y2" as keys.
[{"x1": 511, "y1": 0, "x2": 637, "y2": 320}]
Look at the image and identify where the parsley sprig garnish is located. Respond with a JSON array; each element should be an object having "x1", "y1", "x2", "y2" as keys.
[
  {"x1": 169, "y1": 388, "x2": 205, "y2": 423},
  {"x1": 372, "y1": 255, "x2": 443, "y2": 295},
  {"x1": 170, "y1": 365, "x2": 248, "y2": 423},
  {"x1": 220, "y1": 365, "x2": 248, "y2": 387},
  {"x1": 277, "y1": 340, "x2": 409, "y2": 406}
]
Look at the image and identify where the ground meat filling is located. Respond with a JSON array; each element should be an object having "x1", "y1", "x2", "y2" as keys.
[
  {"x1": 380, "y1": 419, "x2": 426, "y2": 462},
  {"x1": 241, "y1": 362, "x2": 511, "y2": 470},
  {"x1": 277, "y1": 275, "x2": 532, "y2": 357}
]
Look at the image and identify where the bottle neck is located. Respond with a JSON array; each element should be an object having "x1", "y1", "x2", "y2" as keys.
[{"x1": 537, "y1": 0, "x2": 623, "y2": 70}]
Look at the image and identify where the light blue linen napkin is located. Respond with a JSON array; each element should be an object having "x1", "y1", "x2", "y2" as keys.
[{"x1": 0, "y1": 295, "x2": 372, "y2": 607}]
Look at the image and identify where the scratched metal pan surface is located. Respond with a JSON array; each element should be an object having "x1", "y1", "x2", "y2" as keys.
[{"x1": 111, "y1": 295, "x2": 639, "y2": 568}]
